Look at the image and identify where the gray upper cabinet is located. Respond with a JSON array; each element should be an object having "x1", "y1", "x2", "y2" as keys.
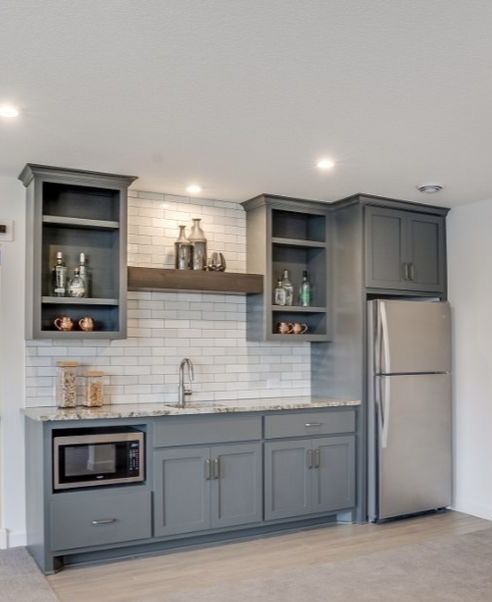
[
  {"x1": 365, "y1": 205, "x2": 446, "y2": 293},
  {"x1": 19, "y1": 164, "x2": 137, "y2": 339},
  {"x1": 242, "y1": 195, "x2": 332, "y2": 343}
]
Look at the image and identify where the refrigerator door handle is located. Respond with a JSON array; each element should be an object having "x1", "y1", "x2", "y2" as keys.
[
  {"x1": 380, "y1": 377, "x2": 391, "y2": 449},
  {"x1": 379, "y1": 302, "x2": 391, "y2": 374}
]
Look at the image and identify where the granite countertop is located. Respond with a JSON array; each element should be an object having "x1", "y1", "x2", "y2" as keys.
[{"x1": 22, "y1": 396, "x2": 360, "y2": 422}]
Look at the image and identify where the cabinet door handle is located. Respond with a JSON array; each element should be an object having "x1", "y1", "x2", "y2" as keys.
[
  {"x1": 314, "y1": 448, "x2": 321, "y2": 469},
  {"x1": 307, "y1": 449, "x2": 314, "y2": 469},
  {"x1": 305, "y1": 423, "x2": 322, "y2": 428},
  {"x1": 402, "y1": 263, "x2": 409, "y2": 280},
  {"x1": 213, "y1": 457, "x2": 220, "y2": 480},
  {"x1": 205, "y1": 458, "x2": 212, "y2": 480},
  {"x1": 408, "y1": 263, "x2": 415, "y2": 281},
  {"x1": 91, "y1": 518, "x2": 117, "y2": 526}
]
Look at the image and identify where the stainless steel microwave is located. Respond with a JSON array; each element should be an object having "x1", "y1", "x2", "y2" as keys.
[{"x1": 53, "y1": 429, "x2": 145, "y2": 490}]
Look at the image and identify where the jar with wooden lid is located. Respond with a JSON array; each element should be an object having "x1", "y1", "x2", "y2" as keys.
[
  {"x1": 56, "y1": 361, "x2": 79, "y2": 408},
  {"x1": 81, "y1": 371, "x2": 105, "y2": 407}
]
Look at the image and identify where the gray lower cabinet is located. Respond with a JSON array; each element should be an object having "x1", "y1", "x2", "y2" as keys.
[
  {"x1": 311, "y1": 436, "x2": 355, "y2": 513},
  {"x1": 153, "y1": 442, "x2": 262, "y2": 537},
  {"x1": 210, "y1": 443, "x2": 263, "y2": 529},
  {"x1": 365, "y1": 206, "x2": 445, "y2": 293},
  {"x1": 264, "y1": 435, "x2": 355, "y2": 521},
  {"x1": 153, "y1": 447, "x2": 211, "y2": 537},
  {"x1": 51, "y1": 488, "x2": 151, "y2": 551}
]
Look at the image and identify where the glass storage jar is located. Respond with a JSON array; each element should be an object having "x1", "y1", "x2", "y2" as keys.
[
  {"x1": 81, "y1": 371, "x2": 105, "y2": 407},
  {"x1": 56, "y1": 361, "x2": 79, "y2": 408}
]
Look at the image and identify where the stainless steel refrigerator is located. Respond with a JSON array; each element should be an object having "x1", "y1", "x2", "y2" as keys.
[{"x1": 367, "y1": 299, "x2": 452, "y2": 522}]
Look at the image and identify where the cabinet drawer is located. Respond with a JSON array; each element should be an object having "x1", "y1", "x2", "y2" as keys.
[
  {"x1": 264, "y1": 410, "x2": 355, "y2": 439},
  {"x1": 153, "y1": 415, "x2": 262, "y2": 447},
  {"x1": 51, "y1": 489, "x2": 151, "y2": 551}
]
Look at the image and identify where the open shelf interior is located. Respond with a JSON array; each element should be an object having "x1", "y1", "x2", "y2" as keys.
[
  {"x1": 41, "y1": 303, "x2": 120, "y2": 333},
  {"x1": 39, "y1": 181, "x2": 122, "y2": 335},
  {"x1": 271, "y1": 209, "x2": 326, "y2": 243},
  {"x1": 42, "y1": 226, "x2": 119, "y2": 299},
  {"x1": 43, "y1": 182, "x2": 120, "y2": 222},
  {"x1": 272, "y1": 243, "x2": 326, "y2": 307},
  {"x1": 271, "y1": 309, "x2": 327, "y2": 337}
]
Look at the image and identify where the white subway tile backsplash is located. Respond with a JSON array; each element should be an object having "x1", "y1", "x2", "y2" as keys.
[{"x1": 25, "y1": 190, "x2": 310, "y2": 407}]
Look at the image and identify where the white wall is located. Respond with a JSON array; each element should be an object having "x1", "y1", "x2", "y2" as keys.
[
  {"x1": 448, "y1": 198, "x2": 492, "y2": 520},
  {"x1": 0, "y1": 176, "x2": 26, "y2": 547}
]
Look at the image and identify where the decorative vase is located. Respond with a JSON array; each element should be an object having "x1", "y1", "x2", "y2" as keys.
[
  {"x1": 188, "y1": 218, "x2": 207, "y2": 270},
  {"x1": 174, "y1": 225, "x2": 192, "y2": 270}
]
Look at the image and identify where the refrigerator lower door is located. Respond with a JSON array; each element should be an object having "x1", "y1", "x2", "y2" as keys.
[{"x1": 374, "y1": 373, "x2": 451, "y2": 521}]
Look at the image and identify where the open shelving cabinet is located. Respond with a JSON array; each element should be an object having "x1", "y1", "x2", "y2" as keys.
[
  {"x1": 19, "y1": 165, "x2": 137, "y2": 339},
  {"x1": 242, "y1": 195, "x2": 332, "y2": 342}
]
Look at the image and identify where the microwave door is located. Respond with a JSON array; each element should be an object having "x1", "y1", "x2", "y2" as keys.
[{"x1": 87, "y1": 444, "x2": 116, "y2": 474}]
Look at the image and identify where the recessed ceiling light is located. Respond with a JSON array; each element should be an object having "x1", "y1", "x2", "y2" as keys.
[
  {"x1": 416, "y1": 183, "x2": 443, "y2": 194},
  {"x1": 316, "y1": 158, "x2": 335, "y2": 170},
  {"x1": 186, "y1": 184, "x2": 202, "y2": 195},
  {"x1": 0, "y1": 104, "x2": 20, "y2": 119}
]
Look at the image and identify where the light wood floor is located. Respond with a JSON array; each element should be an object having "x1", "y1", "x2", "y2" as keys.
[{"x1": 48, "y1": 511, "x2": 491, "y2": 602}]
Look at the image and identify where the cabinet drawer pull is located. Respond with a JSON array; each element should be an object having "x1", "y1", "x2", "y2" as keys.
[
  {"x1": 91, "y1": 518, "x2": 117, "y2": 526},
  {"x1": 213, "y1": 457, "x2": 220, "y2": 480},
  {"x1": 304, "y1": 423, "x2": 322, "y2": 428},
  {"x1": 307, "y1": 449, "x2": 314, "y2": 469},
  {"x1": 205, "y1": 458, "x2": 212, "y2": 480}
]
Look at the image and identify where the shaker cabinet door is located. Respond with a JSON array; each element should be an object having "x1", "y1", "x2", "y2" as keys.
[
  {"x1": 210, "y1": 443, "x2": 262, "y2": 529},
  {"x1": 264, "y1": 439, "x2": 312, "y2": 521},
  {"x1": 311, "y1": 436, "x2": 356, "y2": 514},
  {"x1": 365, "y1": 207, "x2": 407, "y2": 289},
  {"x1": 405, "y1": 213, "x2": 445, "y2": 292},
  {"x1": 153, "y1": 447, "x2": 211, "y2": 537}
]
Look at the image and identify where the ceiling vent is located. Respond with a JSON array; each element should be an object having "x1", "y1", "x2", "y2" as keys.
[{"x1": 416, "y1": 183, "x2": 443, "y2": 194}]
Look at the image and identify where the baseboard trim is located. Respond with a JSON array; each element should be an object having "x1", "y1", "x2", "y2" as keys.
[
  {"x1": 452, "y1": 499, "x2": 492, "y2": 521},
  {"x1": 0, "y1": 529, "x2": 8, "y2": 550},
  {"x1": 0, "y1": 529, "x2": 27, "y2": 549}
]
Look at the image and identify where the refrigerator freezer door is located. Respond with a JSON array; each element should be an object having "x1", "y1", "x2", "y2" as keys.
[
  {"x1": 377, "y1": 300, "x2": 451, "y2": 375},
  {"x1": 376, "y1": 373, "x2": 451, "y2": 520}
]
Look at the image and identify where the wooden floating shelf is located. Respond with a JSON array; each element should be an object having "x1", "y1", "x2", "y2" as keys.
[
  {"x1": 42, "y1": 297, "x2": 119, "y2": 306},
  {"x1": 42, "y1": 215, "x2": 120, "y2": 230},
  {"x1": 271, "y1": 305, "x2": 327, "y2": 313},
  {"x1": 271, "y1": 237, "x2": 326, "y2": 248},
  {"x1": 128, "y1": 267, "x2": 264, "y2": 295}
]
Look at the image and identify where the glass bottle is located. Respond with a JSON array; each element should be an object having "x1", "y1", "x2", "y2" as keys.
[
  {"x1": 280, "y1": 269, "x2": 294, "y2": 306},
  {"x1": 68, "y1": 267, "x2": 86, "y2": 298},
  {"x1": 55, "y1": 360, "x2": 79, "y2": 408},
  {"x1": 78, "y1": 252, "x2": 90, "y2": 297},
  {"x1": 298, "y1": 270, "x2": 312, "y2": 307},
  {"x1": 188, "y1": 218, "x2": 207, "y2": 271},
  {"x1": 52, "y1": 251, "x2": 67, "y2": 297},
  {"x1": 174, "y1": 225, "x2": 193, "y2": 270},
  {"x1": 274, "y1": 279, "x2": 287, "y2": 306}
]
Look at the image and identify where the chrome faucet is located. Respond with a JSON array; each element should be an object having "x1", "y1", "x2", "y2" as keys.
[{"x1": 177, "y1": 358, "x2": 194, "y2": 408}]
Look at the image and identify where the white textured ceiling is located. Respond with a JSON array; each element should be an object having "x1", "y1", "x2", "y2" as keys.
[{"x1": 1, "y1": 0, "x2": 492, "y2": 206}]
